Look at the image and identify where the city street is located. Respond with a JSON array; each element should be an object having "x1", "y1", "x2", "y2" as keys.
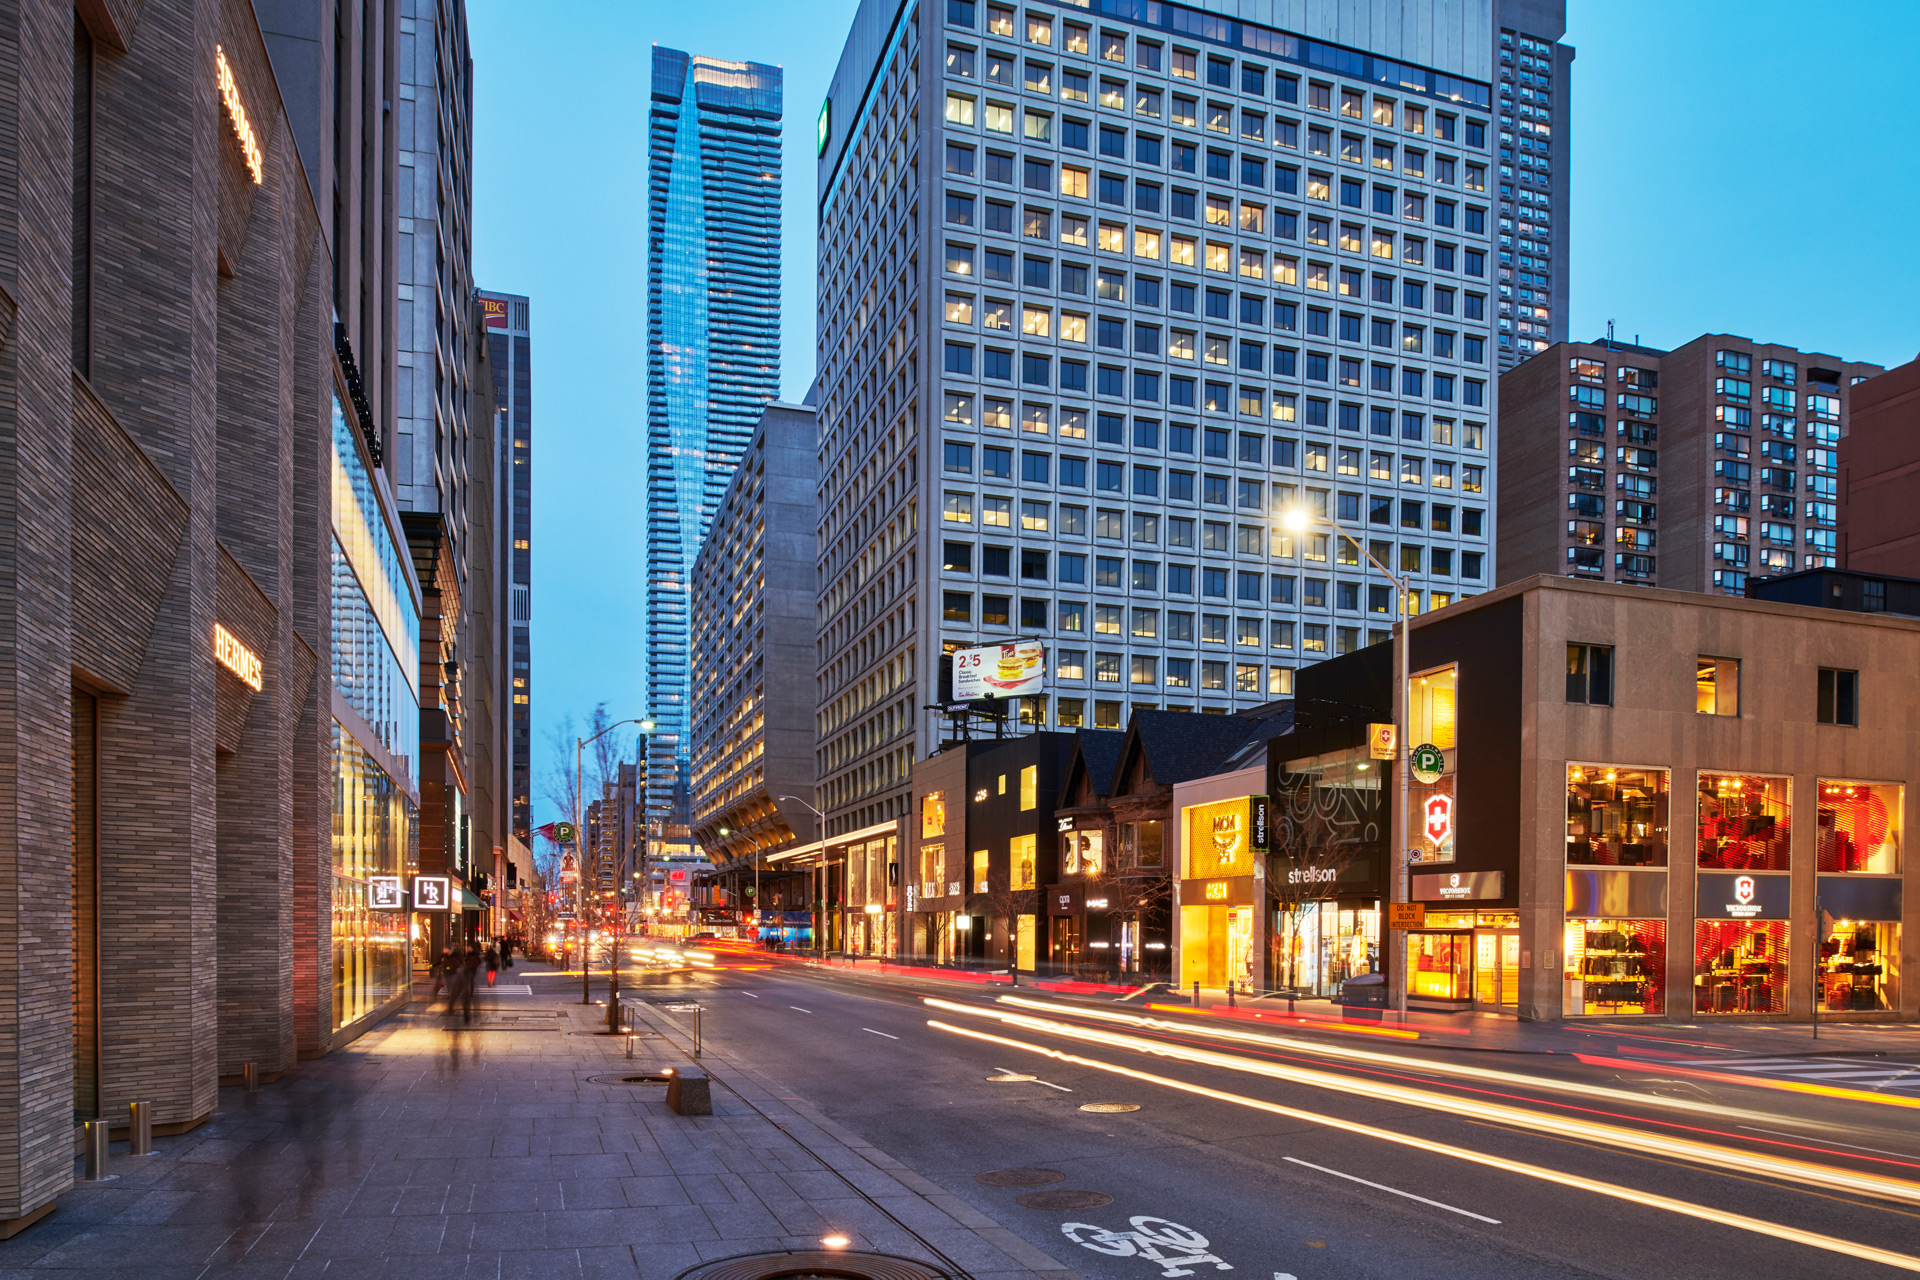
[{"x1": 655, "y1": 951, "x2": 1920, "y2": 1279}]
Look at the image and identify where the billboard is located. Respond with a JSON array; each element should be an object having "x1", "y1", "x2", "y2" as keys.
[
  {"x1": 952, "y1": 640, "x2": 1045, "y2": 701},
  {"x1": 480, "y1": 296, "x2": 509, "y2": 328}
]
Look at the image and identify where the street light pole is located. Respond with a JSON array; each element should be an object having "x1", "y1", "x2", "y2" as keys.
[
  {"x1": 777, "y1": 794, "x2": 827, "y2": 955},
  {"x1": 576, "y1": 717, "x2": 653, "y2": 1017},
  {"x1": 1283, "y1": 510, "x2": 1411, "y2": 1014}
]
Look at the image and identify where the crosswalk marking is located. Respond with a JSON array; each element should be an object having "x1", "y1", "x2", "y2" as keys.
[{"x1": 1673, "y1": 1055, "x2": 1920, "y2": 1094}]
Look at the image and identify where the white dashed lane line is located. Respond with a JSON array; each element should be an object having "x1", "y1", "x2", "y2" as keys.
[
  {"x1": 1284, "y1": 1157, "x2": 1500, "y2": 1224},
  {"x1": 790, "y1": 1006, "x2": 813, "y2": 1013},
  {"x1": 864, "y1": 1028, "x2": 900, "y2": 1039}
]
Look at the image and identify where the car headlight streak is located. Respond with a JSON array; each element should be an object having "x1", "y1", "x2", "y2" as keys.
[
  {"x1": 921, "y1": 998, "x2": 1920, "y2": 1208},
  {"x1": 925, "y1": 1016, "x2": 1920, "y2": 1276}
]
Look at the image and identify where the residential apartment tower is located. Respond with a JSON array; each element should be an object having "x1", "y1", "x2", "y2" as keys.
[
  {"x1": 645, "y1": 47, "x2": 784, "y2": 856},
  {"x1": 1497, "y1": 334, "x2": 1881, "y2": 595}
]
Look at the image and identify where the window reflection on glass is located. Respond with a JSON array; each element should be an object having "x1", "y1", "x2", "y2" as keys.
[
  {"x1": 1566, "y1": 765, "x2": 1669, "y2": 867},
  {"x1": 1697, "y1": 774, "x2": 1789, "y2": 871},
  {"x1": 1818, "y1": 780, "x2": 1902, "y2": 873}
]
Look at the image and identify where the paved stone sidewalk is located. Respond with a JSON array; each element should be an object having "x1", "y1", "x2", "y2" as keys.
[{"x1": 0, "y1": 972, "x2": 1079, "y2": 1280}]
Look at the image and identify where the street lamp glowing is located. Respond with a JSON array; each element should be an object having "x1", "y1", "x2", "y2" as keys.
[{"x1": 1281, "y1": 506, "x2": 1311, "y2": 535}]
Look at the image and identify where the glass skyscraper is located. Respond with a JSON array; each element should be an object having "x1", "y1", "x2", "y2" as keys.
[{"x1": 646, "y1": 47, "x2": 784, "y2": 851}]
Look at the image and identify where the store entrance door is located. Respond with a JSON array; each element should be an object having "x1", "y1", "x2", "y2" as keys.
[{"x1": 1474, "y1": 931, "x2": 1520, "y2": 1006}]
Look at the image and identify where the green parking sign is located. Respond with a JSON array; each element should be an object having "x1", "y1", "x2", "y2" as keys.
[{"x1": 1410, "y1": 743, "x2": 1446, "y2": 784}]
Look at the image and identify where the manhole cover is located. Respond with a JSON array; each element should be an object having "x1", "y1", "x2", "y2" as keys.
[
  {"x1": 1079, "y1": 1103, "x2": 1140, "y2": 1113},
  {"x1": 1016, "y1": 1189, "x2": 1115, "y2": 1210},
  {"x1": 677, "y1": 1249, "x2": 945, "y2": 1280},
  {"x1": 976, "y1": 1168, "x2": 1066, "y2": 1187},
  {"x1": 986, "y1": 1073, "x2": 1037, "y2": 1083}
]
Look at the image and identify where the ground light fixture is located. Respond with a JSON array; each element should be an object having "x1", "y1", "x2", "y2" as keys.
[{"x1": 819, "y1": 1235, "x2": 850, "y2": 1250}]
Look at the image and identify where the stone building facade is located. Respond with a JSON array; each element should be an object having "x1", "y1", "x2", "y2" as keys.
[{"x1": 0, "y1": 0, "x2": 415, "y2": 1236}]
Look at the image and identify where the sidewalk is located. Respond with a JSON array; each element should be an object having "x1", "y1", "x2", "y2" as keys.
[{"x1": 0, "y1": 966, "x2": 1080, "y2": 1280}]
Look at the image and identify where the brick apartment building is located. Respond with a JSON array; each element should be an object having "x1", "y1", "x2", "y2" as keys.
[
  {"x1": 1497, "y1": 334, "x2": 1880, "y2": 595},
  {"x1": 1839, "y1": 355, "x2": 1920, "y2": 575}
]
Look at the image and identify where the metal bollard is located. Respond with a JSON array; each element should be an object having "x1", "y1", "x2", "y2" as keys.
[
  {"x1": 1227, "y1": 983, "x2": 1236, "y2": 1008},
  {"x1": 82, "y1": 1119, "x2": 111, "y2": 1180},
  {"x1": 128, "y1": 1101, "x2": 152, "y2": 1156},
  {"x1": 1193, "y1": 980, "x2": 1201, "y2": 1006},
  {"x1": 242, "y1": 1063, "x2": 259, "y2": 1093},
  {"x1": 692, "y1": 1006, "x2": 702, "y2": 1059}
]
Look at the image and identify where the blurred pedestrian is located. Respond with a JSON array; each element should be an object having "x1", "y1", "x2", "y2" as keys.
[
  {"x1": 430, "y1": 944, "x2": 454, "y2": 1001},
  {"x1": 500, "y1": 937, "x2": 514, "y2": 970},
  {"x1": 451, "y1": 944, "x2": 482, "y2": 1024},
  {"x1": 484, "y1": 942, "x2": 499, "y2": 987}
]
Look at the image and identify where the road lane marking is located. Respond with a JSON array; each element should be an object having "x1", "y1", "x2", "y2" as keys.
[
  {"x1": 864, "y1": 1028, "x2": 899, "y2": 1039},
  {"x1": 1739, "y1": 1127, "x2": 1920, "y2": 1161},
  {"x1": 1060, "y1": 1217, "x2": 1231, "y2": 1277},
  {"x1": 1036, "y1": 1079, "x2": 1074, "y2": 1091},
  {"x1": 741, "y1": 992, "x2": 759, "y2": 998},
  {"x1": 1283, "y1": 1156, "x2": 1500, "y2": 1223},
  {"x1": 790, "y1": 1006, "x2": 812, "y2": 1013},
  {"x1": 930, "y1": 1019, "x2": 1920, "y2": 1276}
]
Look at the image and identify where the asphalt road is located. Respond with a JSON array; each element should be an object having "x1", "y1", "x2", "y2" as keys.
[{"x1": 614, "y1": 955, "x2": 1920, "y2": 1280}]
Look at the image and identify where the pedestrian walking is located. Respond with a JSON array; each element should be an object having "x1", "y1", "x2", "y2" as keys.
[
  {"x1": 458, "y1": 948, "x2": 483, "y2": 1028},
  {"x1": 484, "y1": 943, "x2": 499, "y2": 987},
  {"x1": 430, "y1": 944, "x2": 454, "y2": 1001},
  {"x1": 500, "y1": 937, "x2": 514, "y2": 970},
  {"x1": 445, "y1": 951, "x2": 472, "y2": 1024}
]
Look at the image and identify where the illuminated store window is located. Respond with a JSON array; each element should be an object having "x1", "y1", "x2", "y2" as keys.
[
  {"x1": 1694, "y1": 920, "x2": 1785, "y2": 1014},
  {"x1": 1817, "y1": 780, "x2": 1902, "y2": 873},
  {"x1": 1564, "y1": 920, "x2": 1664, "y2": 1016},
  {"x1": 1566, "y1": 766, "x2": 1668, "y2": 866},
  {"x1": 1820, "y1": 920, "x2": 1899, "y2": 1011},
  {"x1": 1406, "y1": 931, "x2": 1469, "y2": 1001},
  {"x1": 1696, "y1": 773, "x2": 1789, "y2": 871}
]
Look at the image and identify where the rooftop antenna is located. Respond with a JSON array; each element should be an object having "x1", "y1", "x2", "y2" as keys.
[{"x1": 1607, "y1": 319, "x2": 1615, "y2": 342}]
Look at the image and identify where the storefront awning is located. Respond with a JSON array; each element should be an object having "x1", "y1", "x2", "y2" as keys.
[{"x1": 457, "y1": 886, "x2": 485, "y2": 911}]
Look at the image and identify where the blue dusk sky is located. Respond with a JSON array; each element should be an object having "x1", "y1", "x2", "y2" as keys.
[{"x1": 469, "y1": 0, "x2": 1920, "y2": 822}]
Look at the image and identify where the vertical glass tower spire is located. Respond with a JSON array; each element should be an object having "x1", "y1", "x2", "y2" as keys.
[{"x1": 646, "y1": 47, "x2": 783, "y2": 853}]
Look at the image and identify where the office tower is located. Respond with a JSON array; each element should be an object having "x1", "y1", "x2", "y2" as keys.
[
  {"x1": 1490, "y1": 2, "x2": 1572, "y2": 371},
  {"x1": 394, "y1": 0, "x2": 481, "y2": 931},
  {"x1": 645, "y1": 47, "x2": 784, "y2": 857},
  {"x1": 689, "y1": 403, "x2": 821, "y2": 876},
  {"x1": 480, "y1": 291, "x2": 535, "y2": 845},
  {"x1": 816, "y1": 0, "x2": 1510, "y2": 838},
  {"x1": 1497, "y1": 334, "x2": 1881, "y2": 594}
]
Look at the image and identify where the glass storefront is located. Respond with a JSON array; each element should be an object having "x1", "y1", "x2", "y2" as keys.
[
  {"x1": 1821, "y1": 921, "x2": 1899, "y2": 1012},
  {"x1": 332, "y1": 723, "x2": 413, "y2": 1030},
  {"x1": 1407, "y1": 931, "x2": 1471, "y2": 1001},
  {"x1": 1180, "y1": 798, "x2": 1259, "y2": 989},
  {"x1": 1276, "y1": 903, "x2": 1380, "y2": 997},
  {"x1": 1564, "y1": 919, "x2": 1666, "y2": 1015},
  {"x1": 1817, "y1": 780, "x2": 1902, "y2": 873},
  {"x1": 843, "y1": 835, "x2": 897, "y2": 956},
  {"x1": 1694, "y1": 920, "x2": 1787, "y2": 1014},
  {"x1": 1567, "y1": 765, "x2": 1669, "y2": 866},
  {"x1": 1697, "y1": 773, "x2": 1789, "y2": 871}
]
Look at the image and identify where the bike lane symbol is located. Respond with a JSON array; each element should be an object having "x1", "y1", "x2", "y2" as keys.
[{"x1": 1061, "y1": 1217, "x2": 1234, "y2": 1278}]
